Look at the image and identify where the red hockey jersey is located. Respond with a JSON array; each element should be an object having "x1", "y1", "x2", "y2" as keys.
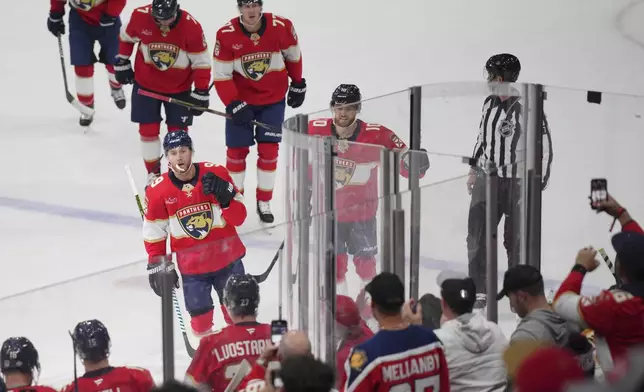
[
  {"x1": 8, "y1": 386, "x2": 57, "y2": 392},
  {"x1": 118, "y1": 6, "x2": 211, "y2": 94},
  {"x1": 50, "y1": 0, "x2": 126, "y2": 26},
  {"x1": 185, "y1": 322, "x2": 271, "y2": 392},
  {"x1": 336, "y1": 323, "x2": 374, "y2": 390},
  {"x1": 213, "y1": 13, "x2": 303, "y2": 106},
  {"x1": 308, "y1": 119, "x2": 409, "y2": 222},
  {"x1": 236, "y1": 362, "x2": 269, "y2": 392},
  {"x1": 61, "y1": 366, "x2": 155, "y2": 392},
  {"x1": 143, "y1": 162, "x2": 247, "y2": 275}
]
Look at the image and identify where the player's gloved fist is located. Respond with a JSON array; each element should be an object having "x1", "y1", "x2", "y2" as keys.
[
  {"x1": 47, "y1": 12, "x2": 65, "y2": 37},
  {"x1": 202, "y1": 172, "x2": 236, "y2": 208},
  {"x1": 402, "y1": 148, "x2": 431, "y2": 177},
  {"x1": 287, "y1": 78, "x2": 307, "y2": 108},
  {"x1": 189, "y1": 89, "x2": 210, "y2": 116},
  {"x1": 114, "y1": 57, "x2": 134, "y2": 85},
  {"x1": 226, "y1": 100, "x2": 254, "y2": 125},
  {"x1": 147, "y1": 259, "x2": 180, "y2": 297},
  {"x1": 99, "y1": 14, "x2": 118, "y2": 28}
]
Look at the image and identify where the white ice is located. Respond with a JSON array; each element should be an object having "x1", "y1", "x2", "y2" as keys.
[{"x1": 1, "y1": 0, "x2": 644, "y2": 386}]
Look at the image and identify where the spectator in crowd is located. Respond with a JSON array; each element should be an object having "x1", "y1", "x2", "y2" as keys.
[
  {"x1": 403, "y1": 271, "x2": 507, "y2": 392},
  {"x1": 62, "y1": 319, "x2": 155, "y2": 392},
  {"x1": 0, "y1": 337, "x2": 56, "y2": 392},
  {"x1": 511, "y1": 345, "x2": 585, "y2": 392},
  {"x1": 417, "y1": 293, "x2": 443, "y2": 329},
  {"x1": 237, "y1": 330, "x2": 312, "y2": 392},
  {"x1": 335, "y1": 295, "x2": 374, "y2": 390},
  {"x1": 342, "y1": 272, "x2": 450, "y2": 392},
  {"x1": 259, "y1": 355, "x2": 335, "y2": 392},
  {"x1": 496, "y1": 265, "x2": 595, "y2": 376}
]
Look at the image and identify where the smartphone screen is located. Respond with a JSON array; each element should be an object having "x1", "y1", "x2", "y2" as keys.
[
  {"x1": 271, "y1": 320, "x2": 288, "y2": 344},
  {"x1": 590, "y1": 178, "x2": 608, "y2": 207}
]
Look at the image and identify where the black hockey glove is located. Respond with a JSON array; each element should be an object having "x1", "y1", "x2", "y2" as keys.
[
  {"x1": 226, "y1": 100, "x2": 254, "y2": 125},
  {"x1": 99, "y1": 14, "x2": 118, "y2": 28},
  {"x1": 114, "y1": 57, "x2": 134, "y2": 85},
  {"x1": 147, "y1": 259, "x2": 179, "y2": 297},
  {"x1": 202, "y1": 172, "x2": 236, "y2": 208},
  {"x1": 287, "y1": 78, "x2": 307, "y2": 108},
  {"x1": 47, "y1": 12, "x2": 65, "y2": 37},
  {"x1": 189, "y1": 89, "x2": 210, "y2": 116},
  {"x1": 402, "y1": 148, "x2": 431, "y2": 176}
]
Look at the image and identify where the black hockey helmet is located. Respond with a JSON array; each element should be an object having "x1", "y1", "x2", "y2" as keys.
[
  {"x1": 72, "y1": 319, "x2": 111, "y2": 362},
  {"x1": 223, "y1": 274, "x2": 260, "y2": 317},
  {"x1": 485, "y1": 53, "x2": 521, "y2": 83},
  {"x1": 0, "y1": 337, "x2": 40, "y2": 377},
  {"x1": 237, "y1": 0, "x2": 263, "y2": 7},
  {"x1": 151, "y1": 0, "x2": 179, "y2": 21},
  {"x1": 163, "y1": 130, "x2": 193, "y2": 153},
  {"x1": 330, "y1": 84, "x2": 362, "y2": 111}
]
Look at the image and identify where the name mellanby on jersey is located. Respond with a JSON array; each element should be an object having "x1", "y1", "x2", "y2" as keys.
[
  {"x1": 381, "y1": 352, "x2": 441, "y2": 382},
  {"x1": 212, "y1": 338, "x2": 272, "y2": 362}
]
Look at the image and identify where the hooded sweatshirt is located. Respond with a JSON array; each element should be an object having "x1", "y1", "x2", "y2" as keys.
[
  {"x1": 434, "y1": 312, "x2": 508, "y2": 392},
  {"x1": 511, "y1": 308, "x2": 576, "y2": 344}
]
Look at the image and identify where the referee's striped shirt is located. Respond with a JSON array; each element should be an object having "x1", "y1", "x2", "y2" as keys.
[{"x1": 471, "y1": 95, "x2": 524, "y2": 178}]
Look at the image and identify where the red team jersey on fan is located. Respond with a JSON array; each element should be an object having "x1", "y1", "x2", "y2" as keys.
[
  {"x1": 213, "y1": 13, "x2": 303, "y2": 106},
  {"x1": 8, "y1": 386, "x2": 57, "y2": 392},
  {"x1": 336, "y1": 323, "x2": 374, "y2": 390},
  {"x1": 50, "y1": 0, "x2": 126, "y2": 26},
  {"x1": 143, "y1": 162, "x2": 247, "y2": 275},
  {"x1": 308, "y1": 119, "x2": 409, "y2": 222},
  {"x1": 61, "y1": 366, "x2": 155, "y2": 392},
  {"x1": 185, "y1": 322, "x2": 271, "y2": 392},
  {"x1": 118, "y1": 5, "x2": 211, "y2": 94}
]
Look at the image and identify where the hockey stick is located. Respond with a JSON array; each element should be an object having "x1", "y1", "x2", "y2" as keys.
[
  {"x1": 56, "y1": 34, "x2": 95, "y2": 117},
  {"x1": 136, "y1": 88, "x2": 279, "y2": 131},
  {"x1": 598, "y1": 247, "x2": 622, "y2": 286},
  {"x1": 68, "y1": 331, "x2": 79, "y2": 392},
  {"x1": 124, "y1": 165, "x2": 196, "y2": 358},
  {"x1": 224, "y1": 359, "x2": 252, "y2": 392},
  {"x1": 252, "y1": 241, "x2": 284, "y2": 283}
]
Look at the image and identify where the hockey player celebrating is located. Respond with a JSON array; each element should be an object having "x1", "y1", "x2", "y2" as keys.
[
  {"x1": 62, "y1": 320, "x2": 155, "y2": 392},
  {"x1": 308, "y1": 84, "x2": 430, "y2": 316},
  {"x1": 116, "y1": 0, "x2": 211, "y2": 185},
  {"x1": 185, "y1": 274, "x2": 271, "y2": 392},
  {"x1": 213, "y1": 0, "x2": 306, "y2": 224},
  {"x1": 47, "y1": 0, "x2": 127, "y2": 126},
  {"x1": 144, "y1": 131, "x2": 247, "y2": 336},
  {"x1": 0, "y1": 337, "x2": 57, "y2": 392}
]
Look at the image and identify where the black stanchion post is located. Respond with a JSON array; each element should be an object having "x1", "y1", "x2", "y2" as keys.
[{"x1": 485, "y1": 162, "x2": 499, "y2": 323}]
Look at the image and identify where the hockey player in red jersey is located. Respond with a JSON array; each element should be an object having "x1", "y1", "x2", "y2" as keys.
[
  {"x1": 1, "y1": 337, "x2": 57, "y2": 392},
  {"x1": 185, "y1": 274, "x2": 271, "y2": 392},
  {"x1": 308, "y1": 84, "x2": 430, "y2": 315},
  {"x1": 144, "y1": 131, "x2": 247, "y2": 335},
  {"x1": 342, "y1": 273, "x2": 450, "y2": 392},
  {"x1": 62, "y1": 320, "x2": 155, "y2": 392},
  {"x1": 47, "y1": 0, "x2": 127, "y2": 126},
  {"x1": 116, "y1": 0, "x2": 211, "y2": 185},
  {"x1": 213, "y1": 0, "x2": 306, "y2": 225},
  {"x1": 335, "y1": 295, "x2": 374, "y2": 390}
]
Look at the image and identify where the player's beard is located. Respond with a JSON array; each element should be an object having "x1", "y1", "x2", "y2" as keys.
[{"x1": 333, "y1": 115, "x2": 358, "y2": 133}]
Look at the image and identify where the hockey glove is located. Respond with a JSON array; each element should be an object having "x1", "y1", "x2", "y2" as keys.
[
  {"x1": 99, "y1": 14, "x2": 118, "y2": 28},
  {"x1": 402, "y1": 148, "x2": 430, "y2": 176},
  {"x1": 47, "y1": 12, "x2": 65, "y2": 37},
  {"x1": 147, "y1": 259, "x2": 180, "y2": 297},
  {"x1": 202, "y1": 172, "x2": 236, "y2": 208},
  {"x1": 189, "y1": 89, "x2": 210, "y2": 116},
  {"x1": 114, "y1": 58, "x2": 134, "y2": 85},
  {"x1": 287, "y1": 78, "x2": 307, "y2": 108},
  {"x1": 226, "y1": 100, "x2": 254, "y2": 125}
]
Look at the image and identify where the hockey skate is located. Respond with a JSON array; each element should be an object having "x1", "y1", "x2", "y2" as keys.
[
  {"x1": 257, "y1": 200, "x2": 276, "y2": 231},
  {"x1": 79, "y1": 105, "x2": 94, "y2": 127},
  {"x1": 111, "y1": 87, "x2": 126, "y2": 110}
]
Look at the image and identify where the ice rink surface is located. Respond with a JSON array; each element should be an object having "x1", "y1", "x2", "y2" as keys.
[{"x1": 2, "y1": 0, "x2": 644, "y2": 385}]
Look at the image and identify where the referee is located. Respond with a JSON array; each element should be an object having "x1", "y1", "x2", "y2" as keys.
[{"x1": 466, "y1": 53, "x2": 552, "y2": 310}]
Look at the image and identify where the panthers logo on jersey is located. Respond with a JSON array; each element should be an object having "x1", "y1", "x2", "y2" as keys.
[
  {"x1": 176, "y1": 202, "x2": 213, "y2": 240},
  {"x1": 334, "y1": 158, "x2": 356, "y2": 189},
  {"x1": 241, "y1": 52, "x2": 272, "y2": 81},
  {"x1": 148, "y1": 43, "x2": 180, "y2": 71},
  {"x1": 71, "y1": 0, "x2": 96, "y2": 11}
]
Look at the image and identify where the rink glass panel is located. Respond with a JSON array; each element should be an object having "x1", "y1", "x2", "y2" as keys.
[{"x1": 538, "y1": 86, "x2": 644, "y2": 293}]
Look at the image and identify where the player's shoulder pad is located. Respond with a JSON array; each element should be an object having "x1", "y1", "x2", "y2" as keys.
[
  {"x1": 200, "y1": 161, "x2": 225, "y2": 172},
  {"x1": 122, "y1": 365, "x2": 151, "y2": 374},
  {"x1": 308, "y1": 118, "x2": 332, "y2": 131},
  {"x1": 181, "y1": 10, "x2": 204, "y2": 28},
  {"x1": 217, "y1": 17, "x2": 239, "y2": 35},
  {"x1": 131, "y1": 4, "x2": 151, "y2": 18},
  {"x1": 145, "y1": 174, "x2": 169, "y2": 196}
]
